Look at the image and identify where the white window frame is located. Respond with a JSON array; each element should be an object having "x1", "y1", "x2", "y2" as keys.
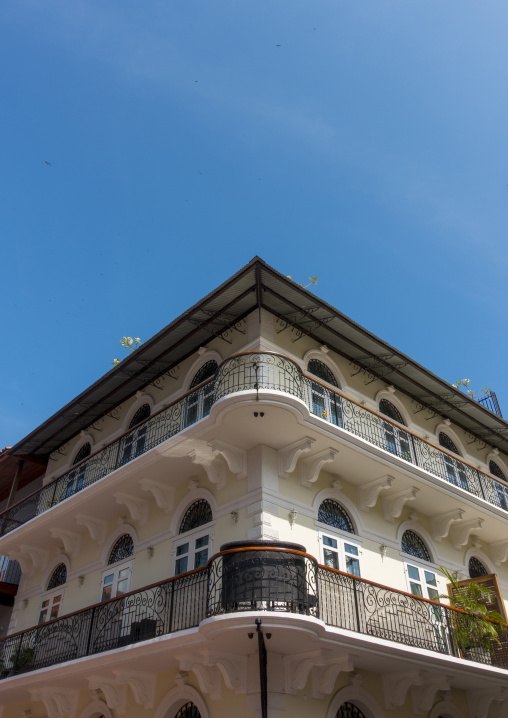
[
  {"x1": 174, "y1": 526, "x2": 213, "y2": 575},
  {"x1": 403, "y1": 559, "x2": 449, "y2": 653},
  {"x1": 38, "y1": 587, "x2": 65, "y2": 624},
  {"x1": 318, "y1": 528, "x2": 362, "y2": 577},
  {"x1": 99, "y1": 559, "x2": 133, "y2": 603}
]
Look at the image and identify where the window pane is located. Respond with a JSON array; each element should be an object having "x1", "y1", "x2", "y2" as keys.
[
  {"x1": 39, "y1": 608, "x2": 48, "y2": 624},
  {"x1": 195, "y1": 535, "x2": 209, "y2": 549},
  {"x1": 176, "y1": 543, "x2": 189, "y2": 556},
  {"x1": 410, "y1": 582, "x2": 423, "y2": 597},
  {"x1": 346, "y1": 556, "x2": 360, "y2": 577},
  {"x1": 344, "y1": 544, "x2": 358, "y2": 556},
  {"x1": 407, "y1": 565, "x2": 420, "y2": 580},
  {"x1": 117, "y1": 577, "x2": 130, "y2": 596},
  {"x1": 324, "y1": 548, "x2": 339, "y2": 569},
  {"x1": 194, "y1": 549, "x2": 208, "y2": 568},
  {"x1": 424, "y1": 571, "x2": 437, "y2": 586},
  {"x1": 427, "y1": 588, "x2": 438, "y2": 601},
  {"x1": 175, "y1": 556, "x2": 188, "y2": 574},
  {"x1": 50, "y1": 604, "x2": 60, "y2": 620},
  {"x1": 323, "y1": 536, "x2": 337, "y2": 548},
  {"x1": 101, "y1": 585, "x2": 112, "y2": 602}
]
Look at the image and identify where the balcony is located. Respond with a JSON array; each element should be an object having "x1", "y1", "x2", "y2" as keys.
[
  {"x1": 1, "y1": 352, "x2": 508, "y2": 538},
  {"x1": 0, "y1": 544, "x2": 506, "y2": 679}
]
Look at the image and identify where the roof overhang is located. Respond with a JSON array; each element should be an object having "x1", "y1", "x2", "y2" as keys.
[{"x1": 5, "y1": 257, "x2": 508, "y2": 459}]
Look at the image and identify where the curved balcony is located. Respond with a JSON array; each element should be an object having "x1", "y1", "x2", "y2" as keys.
[
  {"x1": 1, "y1": 352, "x2": 508, "y2": 537},
  {"x1": 0, "y1": 544, "x2": 506, "y2": 679}
]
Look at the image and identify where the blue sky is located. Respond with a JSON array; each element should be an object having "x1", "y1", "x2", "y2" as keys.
[{"x1": 2, "y1": 1, "x2": 508, "y2": 447}]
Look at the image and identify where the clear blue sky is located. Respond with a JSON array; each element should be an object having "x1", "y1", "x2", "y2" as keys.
[{"x1": 2, "y1": 1, "x2": 508, "y2": 448}]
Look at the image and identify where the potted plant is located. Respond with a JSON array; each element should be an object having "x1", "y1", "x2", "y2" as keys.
[
  {"x1": 439, "y1": 567, "x2": 505, "y2": 663},
  {"x1": 12, "y1": 645, "x2": 34, "y2": 673}
]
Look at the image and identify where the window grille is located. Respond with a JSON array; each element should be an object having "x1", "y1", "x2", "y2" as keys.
[
  {"x1": 336, "y1": 702, "x2": 367, "y2": 718},
  {"x1": 439, "y1": 432, "x2": 460, "y2": 455},
  {"x1": 401, "y1": 530, "x2": 431, "y2": 562},
  {"x1": 73, "y1": 443, "x2": 91, "y2": 465},
  {"x1": 175, "y1": 703, "x2": 201, "y2": 718},
  {"x1": 469, "y1": 557, "x2": 489, "y2": 578},
  {"x1": 308, "y1": 359, "x2": 338, "y2": 387},
  {"x1": 129, "y1": 403, "x2": 151, "y2": 429},
  {"x1": 490, "y1": 460, "x2": 506, "y2": 480},
  {"x1": 318, "y1": 499, "x2": 354, "y2": 533},
  {"x1": 379, "y1": 399, "x2": 405, "y2": 425},
  {"x1": 179, "y1": 500, "x2": 213, "y2": 534},
  {"x1": 108, "y1": 534, "x2": 134, "y2": 565},
  {"x1": 190, "y1": 361, "x2": 218, "y2": 389},
  {"x1": 47, "y1": 563, "x2": 67, "y2": 590}
]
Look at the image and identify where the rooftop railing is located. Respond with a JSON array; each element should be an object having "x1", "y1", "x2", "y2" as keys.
[
  {"x1": 1, "y1": 352, "x2": 508, "y2": 538},
  {"x1": 0, "y1": 545, "x2": 506, "y2": 679}
]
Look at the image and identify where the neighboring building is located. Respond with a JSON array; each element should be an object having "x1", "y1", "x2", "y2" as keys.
[{"x1": 0, "y1": 257, "x2": 508, "y2": 718}]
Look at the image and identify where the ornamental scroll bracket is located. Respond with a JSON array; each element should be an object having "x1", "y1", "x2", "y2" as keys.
[
  {"x1": 430, "y1": 509, "x2": 465, "y2": 542},
  {"x1": 300, "y1": 449, "x2": 337, "y2": 488},
  {"x1": 15, "y1": 545, "x2": 49, "y2": 575},
  {"x1": 139, "y1": 478, "x2": 175, "y2": 513},
  {"x1": 383, "y1": 670, "x2": 423, "y2": 711},
  {"x1": 450, "y1": 517, "x2": 484, "y2": 550},
  {"x1": 76, "y1": 514, "x2": 107, "y2": 544},
  {"x1": 50, "y1": 527, "x2": 81, "y2": 558},
  {"x1": 114, "y1": 493, "x2": 149, "y2": 526},
  {"x1": 114, "y1": 670, "x2": 157, "y2": 709},
  {"x1": 491, "y1": 539, "x2": 508, "y2": 566},
  {"x1": 311, "y1": 655, "x2": 354, "y2": 699},
  {"x1": 278, "y1": 438, "x2": 315, "y2": 478},
  {"x1": 208, "y1": 441, "x2": 247, "y2": 480},
  {"x1": 466, "y1": 688, "x2": 508, "y2": 718},
  {"x1": 30, "y1": 687, "x2": 79, "y2": 718},
  {"x1": 411, "y1": 672, "x2": 451, "y2": 715},
  {"x1": 200, "y1": 651, "x2": 247, "y2": 694},
  {"x1": 178, "y1": 656, "x2": 222, "y2": 700},
  {"x1": 382, "y1": 487, "x2": 419, "y2": 523},
  {"x1": 358, "y1": 475, "x2": 394, "y2": 512},
  {"x1": 88, "y1": 676, "x2": 127, "y2": 715},
  {"x1": 188, "y1": 450, "x2": 227, "y2": 490}
]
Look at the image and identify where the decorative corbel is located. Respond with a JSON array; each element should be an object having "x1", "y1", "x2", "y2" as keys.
[
  {"x1": 411, "y1": 673, "x2": 451, "y2": 715},
  {"x1": 115, "y1": 670, "x2": 157, "y2": 710},
  {"x1": 467, "y1": 688, "x2": 508, "y2": 718},
  {"x1": 75, "y1": 514, "x2": 107, "y2": 544},
  {"x1": 30, "y1": 687, "x2": 79, "y2": 718},
  {"x1": 209, "y1": 441, "x2": 247, "y2": 480},
  {"x1": 201, "y1": 651, "x2": 247, "y2": 694},
  {"x1": 50, "y1": 528, "x2": 81, "y2": 558},
  {"x1": 278, "y1": 438, "x2": 315, "y2": 478},
  {"x1": 312, "y1": 655, "x2": 354, "y2": 699},
  {"x1": 188, "y1": 450, "x2": 227, "y2": 490},
  {"x1": 450, "y1": 518, "x2": 484, "y2": 550},
  {"x1": 19, "y1": 545, "x2": 49, "y2": 573},
  {"x1": 284, "y1": 651, "x2": 326, "y2": 694},
  {"x1": 382, "y1": 487, "x2": 419, "y2": 523},
  {"x1": 490, "y1": 539, "x2": 508, "y2": 566},
  {"x1": 300, "y1": 449, "x2": 337, "y2": 488},
  {"x1": 114, "y1": 493, "x2": 148, "y2": 526},
  {"x1": 430, "y1": 509, "x2": 464, "y2": 542},
  {"x1": 358, "y1": 475, "x2": 394, "y2": 512},
  {"x1": 179, "y1": 656, "x2": 222, "y2": 700},
  {"x1": 8, "y1": 550, "x2": 32, "y2": 575},
  {"x1": 88, "y1": 676, "x2": 127, "y2": 715},
  {"x1": 139, "y1": 478, "x2": 175, "y2": 513},
  {"x1": 383, "y1": 671, "x2": 423, "y2": 711}
]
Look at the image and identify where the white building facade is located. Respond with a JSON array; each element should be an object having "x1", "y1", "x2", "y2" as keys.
[{"x1": 0, "y1": 257, "x2": 507, "y2": 718}]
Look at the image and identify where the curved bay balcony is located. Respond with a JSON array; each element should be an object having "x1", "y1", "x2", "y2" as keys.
[
  {"x1": 0, "y1": 544, "x2": 506, "y2": 679},
  {"x1": 2, "y1": 352, "x2": 508, "y2": 537}
]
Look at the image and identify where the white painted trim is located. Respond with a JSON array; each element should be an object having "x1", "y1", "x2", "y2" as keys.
[
  {"x1": 40, "y1": 556, "x2": 70, "y2": 593},
  {"x1": 169, "y1": 488, "x2": 217, "y2": 537},
  {"x1": 374, "y1": 390, "x2": 412, "y2": 429},
  {"x1": 122, "y1": 393, "x2": 155, "y2": 433},
  {"x1": 78, "y1": 698, "x2": 114, "y2": 718},
  {"x1": 434, "y1": 423, "x2": 466, "y2": 458},
  {"x1": 326, "y1": 683, "x2": 386, "y2": 718},
  {"x1": 312, "y1": 487, "x2": 364, "y2": 536},
  {"x1": 303, "y1": 348, "x2": 346, "y2": 391},
  {"x1": 100, "y1": 524, "x2": 138, "y2": 567},
  {"x1": 182, "y1": 351, "x2": 222, "y2": 392},
  {"x1": 428, "y1": 699, "x2": 466, "y2": 718},
  {"x1": 153, "y1": 683, "x2": 210, "y2": 718},
  {"x1": 397, "y1": 520, "x2": 437, "y2": 565},
  {"x1": 464, "y1": 547, "x2": 496, "y2": 577}
]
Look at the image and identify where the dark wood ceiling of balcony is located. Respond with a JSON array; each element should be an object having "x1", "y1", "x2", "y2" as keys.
[{"x1": 6, "y1": 256, "x2": 508, "y2": 459}]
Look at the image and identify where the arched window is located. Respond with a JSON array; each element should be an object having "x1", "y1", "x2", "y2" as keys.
[
  {"x1": 64, "y1": 442, "x2": 91, "y2": 499},
  {"x1": 47, "y1": 563, "x2": 67, "y2": 590},
  {"x1": 108, "y1": 534, "x2": 134, "y2": 565},
  {"x1": 439, "y1": 432, "x2": 460, "y2": 455},
  {"x1": 175, "y1": 703, "x2": 201, "y2": 718},
  {"x1": 101, "y1": 534, "x2": 134, "y2": 602},
  {"x1": 336, "y1": 703, "x2": 367, "y2": 718},
  {"x1": 318, "y1": 500, "x2": 360, "y2": 576},
  {"x1": 489, "y1": 460, "x2": 508, "y2": 510},
  {"x1": 129, "y1": 403, "x2": 151, "y2": 429},
  {"x1": 379, "y1": 399, "x2": 404, "y2": 425},
  {"x1": 186, "y1": 362, "x2": 218, "y2": 426},
  {"x1": 179, "y1": 500, "x2": 213, "y2": 534},
  {"x1": 121, "y1": 404, "x2": 151, "y2": 465},
  {"x1": 469, "y1": 557, "x2": 489, "y2": 578},
  {"x1": 401, "y1": 530, "x2": 431, "y2": 562},
  {"x1": 308, "y1": 359, "x2": 338, "y2": 387},
  {"x1": 318, "y1": 500, "x2": 354, "y2": 533},
  {"x1": 175, "y1": 500, "x2": 213, "y2": 575}
]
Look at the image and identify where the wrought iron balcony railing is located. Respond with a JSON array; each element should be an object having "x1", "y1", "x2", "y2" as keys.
[
  {"x1": 0, "y1": 545, "x2": 506, "y2": 679},
  {"x1": 2, "y1": 352, "x2": 508, "y2": 538}
]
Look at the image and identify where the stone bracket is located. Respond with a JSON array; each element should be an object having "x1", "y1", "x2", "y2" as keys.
[
  {"x1": 115, "y1": 670, "x2": 157, "y2": 709},
  {"x1": 76, "y1": 514, "x2": 107, "y2": 544},
  {"x1": 358, "y1": 475, "x2": 394, "y2": 512},
  {"x1": 88, "y1": 676, "x2": 127, "y2": 715},
  {"x1": 209, "y1": 441, "x2": 247, "y2": 480},
  {"x1": 430, "y1": 509, "x2": 464, "y2": 542},
  {"x1": 450, "y1": 517, "x2": 484, "y2": 549},
  {"x1": 312, "y1": 655, "x2": 354, "y2": 699},
  {"x1": 382, "y1": 488, "x2": 419, "y2": 523},
  {"x1": 467, "y1": 688, "x2": 508, "y2": 718},
  {"x1": 30, "y1": 687, "x2": 79, "y2": 718},
  {"x1": 50, "y1": 528, "x2": 81, "y2": 557},
  {"x1": 139, "y1": 478, "x2": 175, "y2": 513},
  {"x1": 114, "y1": 493, "x2": 149, "y2": 526},
  {"x1": 179, "y1": 656, "x2": 222, "y2": 700},
  {"x1": 13, "y1": 545, "x2": 49, "y2": 575},
  {"x1": 278, "y1": 438, "x2": 315, "y2": 478},
  {"x1": 188, "y1": 450, "x2": 227, "y2": 489},
  {"x1": 411, "y1": 672, "x2": 451, "y2": 715},
  {"x1": 383, "y1": 670, "x2": 423, "y2": 710},
  {"x1": 300, "y1": 449, "x2": 337, "y2": 488},
  {"x1": 491, "y1": 539, "x2": 508, "y2": 566},
  {"x1": 201, "y1": 651, "x2": 247, "y2": 694}
]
